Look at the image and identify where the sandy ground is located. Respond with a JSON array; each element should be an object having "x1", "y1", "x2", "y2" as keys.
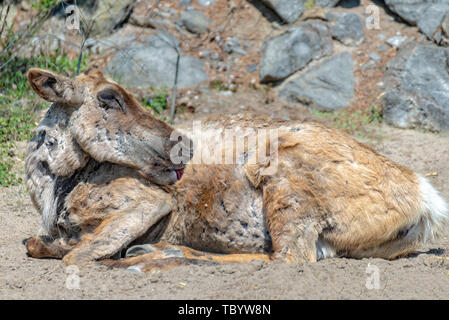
[{"x1": 1, "y1": 124, "x2": 448, "y2": 300}]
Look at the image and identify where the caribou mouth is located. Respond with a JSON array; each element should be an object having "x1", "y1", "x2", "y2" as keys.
[{"x1": 175, "y1": 168, "x2": 184, "y2": 180}]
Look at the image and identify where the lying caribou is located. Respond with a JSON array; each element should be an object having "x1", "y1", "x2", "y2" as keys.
[{"x1": 24, "y1": 68, "x2": 449, "y2": 271}]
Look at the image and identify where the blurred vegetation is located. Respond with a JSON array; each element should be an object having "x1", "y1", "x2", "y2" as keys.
[
  {"x1": 310, "y1": 105, "x2": 383, "y2": 140},
  {"x1": 141, "y1": 88, "x2": 171, "y2": 122},
  {"x1": 0, "y1": 1, "x2": 89, "y2": 186}
]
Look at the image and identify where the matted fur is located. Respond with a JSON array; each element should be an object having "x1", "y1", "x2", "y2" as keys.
[{"x1": 24, "y1": 69, "x2": 449, "y2": 270}]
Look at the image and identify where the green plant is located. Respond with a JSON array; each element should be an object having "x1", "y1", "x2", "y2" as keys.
[
  {"x1": 31, "y1": 0, "x2": 60, "y2": 13},
  {"x1": 369, "y1": 105, "x2": 383, "y2": 123},
  {"x1": 210, "y1": 79, "x2": 232, "y2": 92},
  {"x1": 142, "y1": 88, "x2": 169, "y2": 114},
  {"x1": 305, "y1": 0, "x2": 315, "y2": 10},
  {"x1": 310, "y1": 106, "x2": 383, "y2": 140}
]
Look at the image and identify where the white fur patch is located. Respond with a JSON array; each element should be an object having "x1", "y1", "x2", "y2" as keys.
[
  {"x1": 418, "y1": 175, "x2": 449, "y2": 242},
  {"x1": 316, "y1": 237, "x2": 336, "y2": 260},
  {"x1": 41, "y1": 179, "x2": 58, "y2": 234}
]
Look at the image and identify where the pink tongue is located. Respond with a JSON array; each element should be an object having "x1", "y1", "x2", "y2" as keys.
[{"x1": 176, "y1": 169, "x2": 184, "y2": 180}]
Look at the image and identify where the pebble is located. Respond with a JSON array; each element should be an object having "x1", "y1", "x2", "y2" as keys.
[
  {"x1": 386, "y1": 35, "x2": 408, "y2": 48},
  {"x1": 369, "y1": 52, "x2": 381, "y2": 62},
  {"x1": 377, "y1": 44, "x2": 388, "y2": 52},
  {"x1": 198, "y1": 0, "x2": 216, "y2": 6}
]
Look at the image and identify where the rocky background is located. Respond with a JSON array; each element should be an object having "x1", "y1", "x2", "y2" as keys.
[{"x1": 4, "y1": 0, "x2": 449, "y2": 133}]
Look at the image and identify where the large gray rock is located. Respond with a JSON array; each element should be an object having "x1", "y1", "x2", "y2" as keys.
[
  {"x1": 385, "y1": 0, "x2": 449, "y2": 40},
  {"x1": 384, "y1": 0, "x2": 433, "y2": 25},
  {"x1": 417, "y1": 4, "x2": 449, "y2": 39},
  {"x1": 260, "y1": 0, "x2": 339, "y2": 24},
  {"x1": 89, "y1": 0, "x2": 135, "y2": 36},
  {"x1": 279, "y1": 52, "x2": 354, "y2": 111},
  {"x1": 259, "y1": 21, "x2": 333, "y2": 83},
  {"x1": 104, "y1": 33, "x2": 209, "y2": 89},
  {"x1": 382, "y1": 43, "x2": 449, "y2": 132},
  {"x1": 331, "y1": 13, "x2": 365, "y2": 46}
]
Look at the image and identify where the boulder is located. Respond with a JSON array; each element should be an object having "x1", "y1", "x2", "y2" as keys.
[
  {"x1": 89, "y1": 0, "x2": 135, "y2": 36},
  {"x1": 384, "y1": 0, "x2": 430, "y2": 25},
  {"x1": 279, "y1": 52, "x2": 354, "y2": 111},
  {"x1": 417, "y1": 4, "x2": 449, "y2": 39},
  {"x1": 384, "y1": 0, "x2": 449, "y2": 41},
  {"x1": 104, "y1": 33, "x2": 209, "y2": 89},
  {"x1": 259, "y1": 21, "x2": 333, "y2": 83},
  {"x1": 331, "y1": 13, "x2": 365, "y2": 46},
  {"x1": 382, "y1": 43, "x2": 449, "y2": 132},
  {"x1": 260, "y1": 0, "x2": 306, "y2": 24}
]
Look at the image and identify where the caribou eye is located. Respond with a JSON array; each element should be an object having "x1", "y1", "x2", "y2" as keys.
[{"x1": 97, "y1": 88, "x2": 126, "y2": 113}]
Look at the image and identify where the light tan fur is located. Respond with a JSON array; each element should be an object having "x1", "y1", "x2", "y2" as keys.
[{"x1": 24, "y1": 69, "x2": 449, "y2": 271}]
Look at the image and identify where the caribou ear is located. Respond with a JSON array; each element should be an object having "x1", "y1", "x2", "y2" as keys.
[{"x1": 27, "y1": 68, "x2": 83, "y2": 106}]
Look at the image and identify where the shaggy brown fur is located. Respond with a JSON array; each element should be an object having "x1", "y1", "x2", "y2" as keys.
[{"x1": 24, "y1": 69, "x2": 449, "y2": 271}]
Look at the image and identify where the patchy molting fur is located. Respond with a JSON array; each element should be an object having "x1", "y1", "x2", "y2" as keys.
[
  {"x1": 25, "y1": 103, "x2": 89, "y2": 234},
  {"x1": 24, "y1": 68, "x2": 449, "y2": 269}
]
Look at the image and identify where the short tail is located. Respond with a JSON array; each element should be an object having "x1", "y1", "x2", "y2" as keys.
[{"x1": 417, "y1": 175, "x2": 449, "y2": 242}]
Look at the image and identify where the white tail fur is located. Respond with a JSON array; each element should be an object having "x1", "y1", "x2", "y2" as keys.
[{"x1": 418, "y1": 175, "x2": 449, "y2": 242}]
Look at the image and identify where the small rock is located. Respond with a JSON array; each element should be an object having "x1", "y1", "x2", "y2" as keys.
[
  {"x1": 331, "y1": 12, "x2": 365, "y2": 46},
  {"x1": 324, "y1": 10, "x2": 340, "y2": 22},
  {"x1": 377, "y1": 44, "x2": 388, "y2": 52},
  {"x1": 210, "y1": 52, "x2": 220, "y2": 60},
  {"x1": 179, "y1": 10, "x2": 211, "y2": 35},
  {"x1": 361, "y1": 60, "x2": 376, "y2": 70},
  {"x1": 369, "y1": 52, "x2": 381, "y2": 62},
  {"x1": 127, "y1": 266, "x2": 143, "y2": 273},
  {"x1": 129, "y1": 15, "x2": 176, "y2": 30},
  {"x1": 198, "y1": 0, "x2": 216, "y2": 6},
  {"x1": 178, "y1": 0, "x2": 192, "y2": 7},
  {"x1": 271, "y1": 21, "x2": 282, "y2": 30},
  {"x1": 261, "y1": 0, "x2": 340, "y2": 24},
  {"x1": 199, "y1": 49, "x2": 210, "y2": 58},
  {"x1": 386, "y1": 35, "x2": 408, "y2": 48},
  {"x1": 223, "y1": 37, "x2": 242, "y2": 54},
  {"x1": 232, "y1": 48, "x2": 247, "y2": 55},
  {"x1": 248, "y1": 64, "x2": 258, "y2": 72}
]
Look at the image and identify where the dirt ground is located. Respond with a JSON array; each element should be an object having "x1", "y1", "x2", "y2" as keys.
[{"x1": 1, "y1": 123, "x2": 448, "y2": 300}]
